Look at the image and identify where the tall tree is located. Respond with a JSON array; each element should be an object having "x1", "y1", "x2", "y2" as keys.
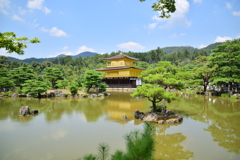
[
  {"x1": 9, "y1": 67, "x2": 36, "y2": 90},
  {"x1": 22, "y1": 79, "x2": 50, "y2": 98},
  {"x1": 0, "y1": 32, "x2": 40, "y2": 55},
  {"x1": 193, "y1": 56, "x2": 215, "y2": 92},
  {"x1": 0, "y1": 68, "x2": 15, "y2": 91},
  {"x1": 44, "y1": 67, "x2": 64, "y2": 88},
  {"x1": 132, "y1": 61, "x2": 186, "y2": 112},
  {"x1": 82, "y1": 70, "x2": 107, "y2": 93},
  {"x1": 209, "y1": 39, "x2": 240, "y2": 91}
]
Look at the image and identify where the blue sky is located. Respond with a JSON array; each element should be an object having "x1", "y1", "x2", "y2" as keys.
[{"x1": 0, "y1": 0, "x2": 240, "y2": 59}]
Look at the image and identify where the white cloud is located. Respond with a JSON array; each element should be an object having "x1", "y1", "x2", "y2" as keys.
[
  {"x1": 117, "y1": 42, "x2": 145, "y2": 51},
  {"x1": 198, "y1": 44, "x2": 207, "y2": 49},
  {"x1": 233, "y1": 11, "x2": 240, "y2": 16},
  {"x1": 41, "y1": 27, "x2": 49, "y2": 32},
  {"x1": 193, "y1": 0, "x2": 202, "y2": 4},
  {"x1": 27, "y1": 0, "x2": 51, "y2": 14},
  {"x1": 18, "y1": 7, "x2": 27, "y2": 15},
  {"x1": 215, "y1": 36, "x2": 232, "y2": 42},
  {"x1": 236, "y1": 33, "x2": 240, "y2": 39},
  {"x1": 49, "y1": 27, "x2": 68, "y2": 37},
  {"x1": 77, "y1": 46, "x2": 96, "y2": 53},
  {"x1": 43, "y1": 6, "x2": 51, "y2": 14},
  {"x1": 144, "y1": 23, "x2": 157, "y2": 30},
  {"x1": 154, "y1": 0, "x2": 191, "y2": 29},
  {"x1": 0, "y1": 0, "x2": 10, "y2": 14},
  {"x1": 226, "y1": 3, "x2": 232, "y2": 10},
  {"x1": 169, "y1": 33, "x2": 186, "y2": 38},
  {"x1": 41, "y1": 27, "x2": 68, "y2": 37},
  {"x1": 62, "y1": 46, "x2": 68, "y2": 50},
  {"x1": 12, "y1": 15, "x2": 24, "y2": 22}
]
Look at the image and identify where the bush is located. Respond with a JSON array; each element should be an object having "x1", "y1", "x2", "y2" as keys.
[
  {"x1": 77, "y1": 123, "x2": 155, "y2": 160},
  {"x1": 149, "y1": 105, "x2": 167, "y2": 112},
  {"x1": 83, "y1": 94, "x2": 89, "y2": 98},
  {"x1": 221, "y1": 93, "x2": 229, "y2": 98}
]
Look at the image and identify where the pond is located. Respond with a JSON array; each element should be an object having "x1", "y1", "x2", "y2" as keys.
[{"x1": 0, "y1": 92, "x2": 240, "y2": 160}]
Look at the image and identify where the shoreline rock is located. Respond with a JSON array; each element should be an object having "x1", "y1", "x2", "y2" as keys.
[{"x1": 134, "y1": 109, "x2": 183, "y2": 124}]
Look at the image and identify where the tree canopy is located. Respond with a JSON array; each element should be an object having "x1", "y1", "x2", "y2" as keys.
[
  {"x1": 209, "y1": 39, "x2": 240, "y2": 91},
  {"x1": 0, "y1": 32, "x2": 40, "y2": 55},
  {"x1": 140, "y1": 0, "x2": 176, "y2": 18}
]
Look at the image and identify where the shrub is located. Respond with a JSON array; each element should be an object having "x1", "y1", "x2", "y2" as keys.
[
  {"x1": 221, "y1": 93, "x2": 229, "y2": 98},
  {"x1": 149, "y1": 105, "x2": 167, "y2": 112}
]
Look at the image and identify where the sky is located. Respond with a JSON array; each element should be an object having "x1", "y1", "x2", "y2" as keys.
[{"x1": 0, "y1": 0, "x2": 240, "y2": 59}]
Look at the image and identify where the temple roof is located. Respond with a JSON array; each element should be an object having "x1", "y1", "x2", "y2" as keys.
[
  {"x1": 104, "y1": 53, "x2": 139, "y2": 61},
  {"x1": 96, "y1": 66, "x2": 145, "y2": 71}
]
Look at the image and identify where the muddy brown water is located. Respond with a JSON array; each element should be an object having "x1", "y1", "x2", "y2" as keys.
[{"x1": 0, "y1": 92, "x2": 240, "y2": 160}]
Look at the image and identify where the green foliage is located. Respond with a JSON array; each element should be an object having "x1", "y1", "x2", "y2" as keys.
[
  {"x1": 78, "y1": 123, "x2": 155, "y2": 160},
  {"x1": 44, "y1": 67, "x2": 64, "y2": 88},
  {"x1": 0, "y1": 32, "x2": 40, "y2": 55},
  {"x1": 149, "y1": 105, "x2": 167, "y2": 112},
  {"x1": 97, "y1": 143, "x2": 110, "y2": 160},
  {"x1": 9, "y1": 67, "x2": 36, "y2": 90},
  {"x1": 140, "y1": 61, "x2": 184, "y2": 90},
  {"x1": 140, "y1": 0, "x2": 176, "y2": 18},
  {"x1": 98, "y1": 83, "x2": 108, "y2": 93},
  {"x1": 22, "y1": 79, "x2": 50, "y2": 98},
  {"x1": 70, "y1": 82, "x2": 78, "y2": 95},
  {"x1": 82, "y1": 70, "x2": 106, "y2": 93},
  {"x1": 209, "y1": 39, "x2": 240, "y2": 90},
  {"x1": 56, "y1": 79, "x2": 69, "y2": 89},
  {"x1": 132, "y1": 84, "x2": 177, "y2": 112},
  {"x1": 230, "y1": 95, "x2": 237, "y2": 100},
  {"x1": 221, "y1": 93, "x2": 229, "y2": 98}
]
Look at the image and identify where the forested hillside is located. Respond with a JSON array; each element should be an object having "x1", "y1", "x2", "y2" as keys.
[{"x1": 3, "y1": 42, "x2": 223, "y2": 64}]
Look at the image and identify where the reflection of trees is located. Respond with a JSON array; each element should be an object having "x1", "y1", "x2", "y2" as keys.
[
  {"x1": 154, "y1": 125, "x2": 194, "y2": 160},
  {"x1": 169, "y1": 95, "x2": 240, "y2": 154},
  {"x1": 204, "y1": 99, "x2": 240, "y2": 154}
]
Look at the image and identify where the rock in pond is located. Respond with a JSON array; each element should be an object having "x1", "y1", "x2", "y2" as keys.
[
  {"x1": 19, "y1": 106, "x2": 30, "y2": 116},
  {"x1": 11, "y1": 93, "x2": 19, "y2": 97},
  {"x1": 134, "y1": 110, "x2": 145, "y2": 120},
  {"x1": 122, "y1": 115, "x2": 127, "y2": 120},
  {"x1": 19, "y1": 106, "x2": 39, "y2": 116}
]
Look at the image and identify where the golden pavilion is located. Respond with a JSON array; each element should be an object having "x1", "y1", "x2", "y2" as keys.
[{"x1": 96, "y1": 52, "x2": 145, "y2": 88}]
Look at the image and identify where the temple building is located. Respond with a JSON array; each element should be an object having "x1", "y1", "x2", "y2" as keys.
[{"x1": 96, "y1": 52, "x2": 145, "y2": 88}]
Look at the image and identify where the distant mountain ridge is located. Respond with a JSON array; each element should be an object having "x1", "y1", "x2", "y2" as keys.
[
  {"x1": 56, "y1": 51, "x2": 97, "y2": 58},
  {"x1": 161, "y1": 42, "x2": 223, "y2": 55},
  {"x1": 4, "y1": 42, "x2": 223, "y2": 64},
  {"x1": 6, "y1": 51, "x2": 97, "y2": 64}
]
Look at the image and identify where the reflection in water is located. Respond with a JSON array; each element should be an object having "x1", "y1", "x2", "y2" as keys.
[
  {"x1": 154, "y1": 124, "x2": 194, "y2": 160},
  {"x1": 168, "y1": 94, "x2": 240, "y2": 155},
  {"x1": 0, "y1": 92, "x2": 240, "y2": 160}
]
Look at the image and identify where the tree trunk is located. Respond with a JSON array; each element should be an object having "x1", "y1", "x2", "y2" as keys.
[
  {"x1": 38, "y1": 92, "x2": 41, "y2": 98},
  {"x1": 161, "y1": 99, "x2": 166, "y2": 113},
  {"x1": 203, "y1": 84, "x2": 207, "y2": 92},
  {"x1": 151, "y1": 97, "x2": 157, "y2": 112},
  {"x1": 87, "y1": 87, "x2": 91, "y2": 93}
]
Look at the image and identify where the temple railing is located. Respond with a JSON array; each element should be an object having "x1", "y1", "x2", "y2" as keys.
[{"x1": 107, "y1": 84, "x2": 137, "y2": 88}]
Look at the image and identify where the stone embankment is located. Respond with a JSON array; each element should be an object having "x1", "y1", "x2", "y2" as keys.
[
  {"x1": 0, "y1": 89, "x2": 110, "y2": 98},
  {"x1": 134, "y1": 109, "x2": 183, "y2": 124}
]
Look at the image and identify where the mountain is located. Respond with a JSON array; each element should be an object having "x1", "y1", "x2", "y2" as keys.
[
  {"x1": 160, "y1": 42, "x2": 223, "y2": 55},
  {"x1": 5, "y1": 51, "x2": 98, "y2": 64},
  {"x1": 56, "y1": 51, "x2": 97, "y2": 58},
  {"x1": 161, "y1": 46, "x2": 198, "y2": 54},
  {"x1": 200, "y1": 42, "x2": 223, "y2": 55}
]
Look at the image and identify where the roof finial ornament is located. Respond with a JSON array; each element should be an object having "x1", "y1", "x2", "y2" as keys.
[{"x1": 120, "y1": 51, "x2": 123, "y2": 54}]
